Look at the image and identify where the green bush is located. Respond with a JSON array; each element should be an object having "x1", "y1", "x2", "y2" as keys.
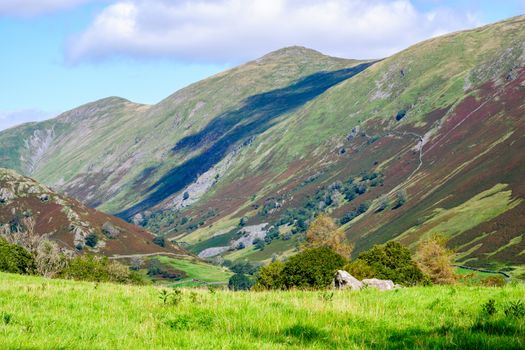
[
  {"x1": 281, "y1": 247, "x2": 347, "y2": 289},
  {"x1": 61, "y1": 255, "x2": 143, "y2": 284},
  {"x1": 228, "y1": 273, "x2": 254, "y2": 291},
  {"x1": 254, "y1": 261, "x2": 285, "y2": 290},
  {"x1": 84, "y1": 233, "x2": 98, "y2": 248},
  {"x1": 344, "y1": 259, "x2": 376, "y2": 280},
  {"x1": 152, "y1": 236, "x2": 166, "y2": 247},
  {"x1": 229, "y1": 261, "x2": 259, "y2": 275},
  {"x1": 0, "y1": 238, "x2": 35, "y2": 274},
  {"x1": 351, "y1": 241, "x2": 429, "y2": 286}
]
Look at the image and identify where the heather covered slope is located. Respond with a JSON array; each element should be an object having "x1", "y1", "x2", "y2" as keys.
[
  {"x1": 0, "y1": 168, "x2": 187, "y2": 257},
  {"x1": 163, "y1": 15, "x2": 525, "y2": 267}
]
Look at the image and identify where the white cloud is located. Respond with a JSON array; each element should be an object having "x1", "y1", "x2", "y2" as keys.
[
  {"x1": 0, "y1": 110, "x2": 56, "y2": 131},
  {"x1": 67, "y1": 0, "x2": 481, "y2": 63},
  {"x1": 0, "y1": 0, "x2": 103, "y2": 17}
]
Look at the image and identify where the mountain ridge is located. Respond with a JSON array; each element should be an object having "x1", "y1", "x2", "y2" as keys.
[{"x1": 1, "y1": 15, "x2": 525, "y2": 270}]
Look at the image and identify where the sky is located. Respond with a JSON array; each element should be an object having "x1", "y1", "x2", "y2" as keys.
[{"x1": 0, "y1": 0, "x2": 524, "y2": 131}]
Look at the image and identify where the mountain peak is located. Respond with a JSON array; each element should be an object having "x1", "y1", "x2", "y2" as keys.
[{"x1": 256, "y1": 46, "x2": 340, "y2": 63}]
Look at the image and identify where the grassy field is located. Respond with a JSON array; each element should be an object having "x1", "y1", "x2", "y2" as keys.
[
  {"x1": 156, "y1": 257, "x2": 232, "y2": 286},
  {"x1": 0, "y1": 272, "x2": 524, "y2": 349}
]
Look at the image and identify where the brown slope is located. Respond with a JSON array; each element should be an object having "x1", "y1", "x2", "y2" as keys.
[{"x1": 0, "y1": 168, "x2": 188, "y2": 257}]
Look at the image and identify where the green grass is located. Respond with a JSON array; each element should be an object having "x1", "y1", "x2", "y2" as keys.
[
  {"x1": 156, "y1": 256, "x2": 232, "y2": 284},
  {"x1": 0, "y1": 273, "x2": 524, "y2": 349}
]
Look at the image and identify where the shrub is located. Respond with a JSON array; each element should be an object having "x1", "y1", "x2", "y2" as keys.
[
  {"x1": 84, "y1": 233, "x2": 98, "y2": 248},
  {"x1": 354, "y1": 241, "x2": 429, "y2": 285},
  {"x1": 183, "y1": 192, "x2": 190, "y2": 200},
  {"x1": 62, "y1": 255, "x2": 143, "y2": 284},
  {"x1": 34, "y1": 240, "x2": 71, "y2": 278},
  {"x1": 504, "y1": 300, "x2": 525, "y2": 319},
  {"x1": 344, "y1": 259, "x2": 376, "y2": 280},
  {"x1": 393, "y1": 190, "x2": 407, "y2": 209},
  {"x1": 482, "y1": 275, "x2": 506, "y2": 287},
  {"x1": 254, "y1": 261, "x2": 285, "y2": 290},
  {"x1": 281, "y1": 247, "x2": 347, "y2": 289},
  {"x1": 415, "y1": 235, "x2": 457, "y2": 285},
  {"x1": 482, "y1": 299, "x2": 497, "y2": 316},
  {"x1": 229, "y1": 261, "x2": 258, "y2": 275},
  {"x1": 0, "y1": 238, "x2": 35, "y2": 274},
  {"x1": 153, "y1": 236, "x2": 166, "y2": 247},
  {"x1": 228, "y1": 273, "x2": 254, "y2": 291},
  {"x1": 253, "y1": 238, "x2": 266, "y2": 251}
]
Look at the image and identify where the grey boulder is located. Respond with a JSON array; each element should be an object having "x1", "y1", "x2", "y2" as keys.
[
  {"x1": 334, "y1": 270, "x2": 363, "y2": 290},
  {"x1": 362, "y1": 278, "x2": 395, "y2": 291}
]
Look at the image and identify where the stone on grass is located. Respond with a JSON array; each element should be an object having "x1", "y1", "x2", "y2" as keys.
[
  {"x1": 334, "y1": 270, "x2": 363, "y2": 290},
  {"x1": 362, "y1": 278, "x2": 395, "y2": 291}
]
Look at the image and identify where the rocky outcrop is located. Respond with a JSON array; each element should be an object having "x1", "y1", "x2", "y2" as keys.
[
  {"x1": 102, "y1": 221, "x2": 120, "y2": 239},
  {"x1": 362, "y1": 278, "x2": 396, "y2": 291},
  {"x1": 198, "y1": 246, "x2": 230, "y2": 259},
  {"x1": 333, "y1": 271, "x2": 398, "y2": 291},
  {"x1": 333, "y1": 270, "x2": 362, "y2": 290}
]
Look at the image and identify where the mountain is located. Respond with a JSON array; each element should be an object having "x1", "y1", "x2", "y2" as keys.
[
  {"x1": 1, "y1": 16, "x2": 525, "y2": 270},
  {"x1": 0, "y1": 168, "x2": 187, "y2": 257}
]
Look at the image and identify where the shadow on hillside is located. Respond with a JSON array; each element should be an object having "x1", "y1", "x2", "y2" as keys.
[{"x1": 118, "y1": 62, "x2": 373, "y2": 219}]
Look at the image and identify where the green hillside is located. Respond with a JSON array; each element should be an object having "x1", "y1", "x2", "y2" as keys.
[
  {"x1": 1, "y1": 272, "x2": 524, "y2": 349},
  {"x1": 1, "y1": 16, "x2": 525, "y2": 268}
]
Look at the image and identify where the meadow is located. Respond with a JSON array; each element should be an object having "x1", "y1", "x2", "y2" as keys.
[{"x1": 0, "y1": 272, "x2": 524, "y2": 349}]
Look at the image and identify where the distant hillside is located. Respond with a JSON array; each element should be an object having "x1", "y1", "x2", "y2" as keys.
[
  {"x1": 1, "y1": 16, "x2": 525, "y2": 269},
  {"x1": 0, "y1": 168, "x2": 187, "y2": 257}
]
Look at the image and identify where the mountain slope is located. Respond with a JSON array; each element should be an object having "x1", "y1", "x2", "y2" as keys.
[
  {"x1": 1, "y1": 17, "x2": 525, "y2": 269},
  {"x1": 0, "y1": 168, "x2": 187, "y2": 257}
]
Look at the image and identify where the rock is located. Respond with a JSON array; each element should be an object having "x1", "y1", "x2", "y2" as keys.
[
  {"x1": 132, "y1": 213, "x2": 144, "y2": 225},
  {"x1": 334, "y1": 270, "x2": 362, "y2": 290},
  {"x1": 198, "y1": 246, "x2": 230, "y2": 259},
  {"x1": 39, "y1": 193, "x2": 49, "y2": 202},
  {"x1": 102, "y1": 221, "x2": 120, "y2": 239},
  {"x1": 0, "y1": 188, "x2": 15, "y2": 204},
  {"x1": 362, "y1": 278, "x2": 395, "y2": 291}
]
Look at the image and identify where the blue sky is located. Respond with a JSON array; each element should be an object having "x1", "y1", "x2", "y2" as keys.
[{"x1": 0, "y1": 0, "x2": 524, "y2": 130}]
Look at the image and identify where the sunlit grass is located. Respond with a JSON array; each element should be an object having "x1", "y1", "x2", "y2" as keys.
[{"x1": 0, "y1": 272, "x2": 523, "y2": 349}]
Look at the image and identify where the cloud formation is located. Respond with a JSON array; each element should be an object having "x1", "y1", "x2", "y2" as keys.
[
  {"x1": 67, "y1": 0, "x2": 482, "y2": 63},
  {"x1": 0, "y1": 110, "x2": 55, "y2": 131},
  {"x1": 0, "y1": 0, "x2": 102, "y2": 17}
]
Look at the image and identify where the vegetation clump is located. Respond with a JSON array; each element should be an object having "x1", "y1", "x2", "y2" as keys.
[
  {"x1": 416, "y1": 235, "x2": 457, "y2": 285},
  {"x1": 305, "y1": 214, "x2": 353, "y2": 258},
  {"x1": 228, "y1": 273, "x2": 254, "y2": 291},
  {"x1": 0, "y1": 237, "x2": 35, "y2": 274},
  {"x1": 346, "y1": 241, "x2": 429, "y2": 286},
  {"x1": 281, "y1": 247, "x2": 347, "y2": 289}
]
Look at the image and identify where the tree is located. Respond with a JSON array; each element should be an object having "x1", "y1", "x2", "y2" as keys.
[
  {"x1": 281, "y1": 247, "x2": 347, "y2": 289},
  {"x1": 183, "y1": 192, "x2": 190, "y2": 200},
  {"x1": 353, "y1": 241, "x2": 429, "y2": 286},
  {"x1": 253, "y1": 261, "x2": 285, "y2": 290},
  {"x1": 229, "y1": 261, "x2": 258, "y2": 275},
  {"x1": 152, "y1": 236, "x2": 166, "y2": 247},
  {"x1": 305, "y1": 215, "x2": 353, "y2": 258},
  {"x1": 253, "y1": 238, "x2": 266, "y2": 251},
  {"x1": 376, "y1": 195, "x2": 389, "y2": 212},
  {"x1": 228, "y1": 273, "x2": 253, "y2": 291},
  {"x1": 34, "y1": 240, "x2": 72, "y2": 278},
  {"x1": 393, "y1": 190, "x2": 407, "y2": 209},
  {"x1": 416, "y1": 235, "x2": 457, "y2": 285}
]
